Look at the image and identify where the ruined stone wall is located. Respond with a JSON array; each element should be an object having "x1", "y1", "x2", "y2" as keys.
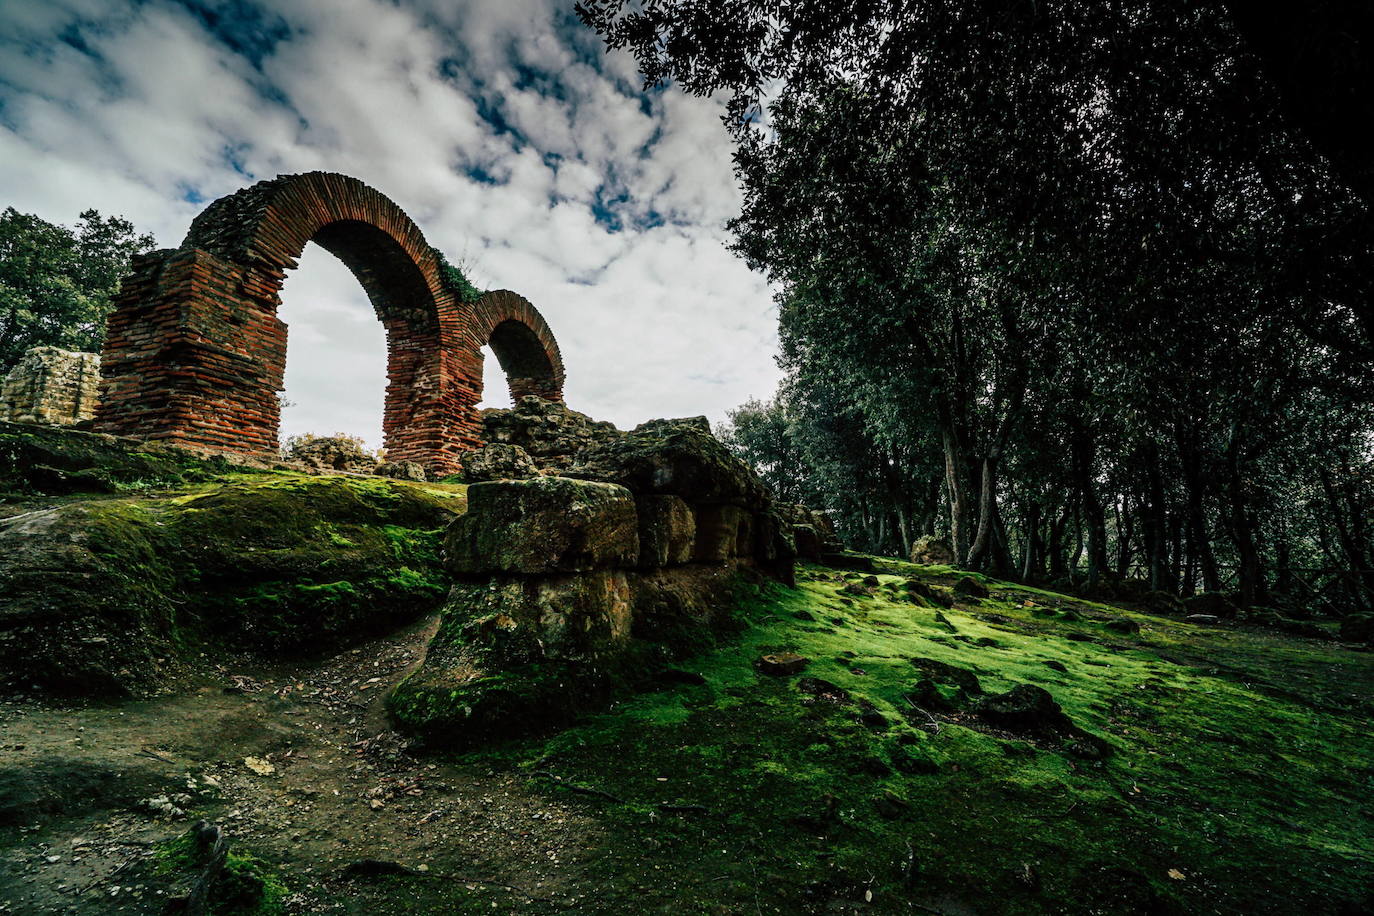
[
  {"x1": 94, "y1": 172, "x2": 565, "y2": 474},
  {"x1": 1, "y1": 347, "x2": 101, "y2": 426},
  {"x1": 389, "y1": 417, "x2": 798, "y2": 742}
]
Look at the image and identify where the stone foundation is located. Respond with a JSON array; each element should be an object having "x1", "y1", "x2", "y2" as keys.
[{"x1": 1, "y1": 347, "x2": 101, "y2": 426}]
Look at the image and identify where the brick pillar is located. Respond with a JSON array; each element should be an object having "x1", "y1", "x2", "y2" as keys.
[{"x1": 95, "y1": 249, "x2": 288, "y2": 454}]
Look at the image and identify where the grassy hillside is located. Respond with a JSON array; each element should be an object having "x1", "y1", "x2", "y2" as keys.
[
  {"x1": 1, "y1": 423, "x2": 1369, "y2": 914},
  {"x1": 438, "y1": 560, "x2": 1373, "y2": 915}
]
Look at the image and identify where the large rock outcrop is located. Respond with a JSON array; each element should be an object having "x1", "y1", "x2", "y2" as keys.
[
  {"x1": 0, "y1": 476, "x2": 458, "y2": 694},
  {"x1": 389, "y1": 415, "x2": 796, "y2": 743},
  {"x1": 281, "y1": 434, "x2": 375, "y2": 474}
]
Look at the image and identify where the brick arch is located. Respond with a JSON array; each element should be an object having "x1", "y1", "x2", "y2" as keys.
[
  {"x1": 94, "y1": 172, "x2": 564, "y2": 473},
  {"x1": 465, "y1": 290, "x2": 565, "y2": 405}
]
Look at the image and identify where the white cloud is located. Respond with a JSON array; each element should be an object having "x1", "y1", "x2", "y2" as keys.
[{"x1": 0, "y1": 0, "x2": 781, "y2": 448}]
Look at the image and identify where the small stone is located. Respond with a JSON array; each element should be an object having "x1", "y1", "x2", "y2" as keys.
[
  {"x1": 952, "y1": 576, "x2": 990, "y2": 600},
  {"x1": 243, "y1": 756, "x2": 276, "y2": 777},
  {"x1": 758, "y1": 652, "x2": 809, "y2": 676}
]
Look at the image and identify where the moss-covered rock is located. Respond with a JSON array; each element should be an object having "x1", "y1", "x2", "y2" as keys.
[
  {"x1": 0, "y1": 475, "x2": 460, "y2": 694},
  {"x1": 568, "y1": 417, "x2": 768, "y2": 508},
  {"x1": 389, "y1": 563, "x2": 745, "y2": 743},
  {"x1": 444, "y1": 476, "x2": 638, "y2": 575},
  {"x1": 0, "y1": 419, "x2": 252, "y2": 496}
]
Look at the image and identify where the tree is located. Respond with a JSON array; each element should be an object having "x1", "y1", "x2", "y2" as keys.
[
  {"x1": 0, "y1": 208, "x2": 156, "y2": 371},
  {"x1": 584, "y1": 0, "x2": 1374, "y2": 613}
]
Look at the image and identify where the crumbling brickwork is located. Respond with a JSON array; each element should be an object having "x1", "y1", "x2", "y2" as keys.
[
  {"x1": 2, "y1": 347, "x2": 101, "y2": 426},
  {"x1": 94, "y1": 172, "x2": 564, "y2": 474}
]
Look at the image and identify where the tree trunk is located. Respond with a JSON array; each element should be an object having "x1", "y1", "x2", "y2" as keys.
[
  {"x1": 942, "y1": 428, "x2": 969, "y2": 564},
  {"x1": 1224, "y1": 428, "x2": 1264, "y2": 609}
]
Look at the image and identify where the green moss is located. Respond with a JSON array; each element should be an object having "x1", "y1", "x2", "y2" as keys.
[
  {"x1": 0, "y1": 419, "x2": 259, "y2": 496},
  {"x1": 445, "y1": 562, "x2": 1374, "y2": 914},
  {"x1": 152, "y1": 830, "x2": 287, "y2": 915},
  {"x1": 4, "y1": 473, "x2": 461, "y2": 692}
]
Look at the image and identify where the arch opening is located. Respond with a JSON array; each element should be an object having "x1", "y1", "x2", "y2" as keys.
[
  {"x1": 476, "y1": 345, "x2": 514, "y2": 411},
  {"x1": 277, "y1": 242, "x2": 388, "y2": 453}
]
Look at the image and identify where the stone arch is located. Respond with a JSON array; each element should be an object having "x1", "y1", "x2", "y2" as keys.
[
  {"x1": 466, "y1": 290, "x2": 565, "y2": 406},
  {"x1": 94, "y1": 172, "x2": 564, "y2": 473}
]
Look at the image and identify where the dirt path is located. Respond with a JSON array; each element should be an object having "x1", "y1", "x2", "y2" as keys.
[{"x1": 0, "y1": 616, "x2": 605, "y2": 914}]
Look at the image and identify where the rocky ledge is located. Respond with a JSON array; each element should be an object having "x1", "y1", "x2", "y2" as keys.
[{"x1": 389, "y1": 416, "x2": 798, "y2": 743}]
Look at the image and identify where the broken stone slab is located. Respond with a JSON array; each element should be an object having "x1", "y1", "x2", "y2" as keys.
[
  {"x1": 635, "y1": 494, "x2": 696, "y2": 568},
  {"x1": 445, "y1": 476, "x2": 639, "y2": 575}
]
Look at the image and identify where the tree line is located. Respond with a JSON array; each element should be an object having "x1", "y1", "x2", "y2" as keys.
[
  {"x1": 0, "y1": 208, "x2": 154, "y2": 372},
  {"x1": 581, "y1": 0, "x2": 1374, "y2": 615}
]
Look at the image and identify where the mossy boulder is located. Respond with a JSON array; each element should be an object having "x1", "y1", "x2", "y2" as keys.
[
  {"x1": 0, "y1": 476, "x2": 458, "y2": 694},
  {"x1": 953, "y1": 575, "x2": 991, "y2": 600},
  {"x1": 390, "y1": 563, "x2": 744, "y2": 743},
  {"x1": 0, "y1": 419, "x2": 248, "y2": 496},
  {"x1": 445, "y1": 477, "x2": 639, "y2": 575},
  {"x1": 909, "y1": 535, "x2": 954, "y2": 565}
]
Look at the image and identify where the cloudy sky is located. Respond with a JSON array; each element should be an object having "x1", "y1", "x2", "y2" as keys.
[{"x1": 0, "y1": 0, "x2": 781, "y2": 450}]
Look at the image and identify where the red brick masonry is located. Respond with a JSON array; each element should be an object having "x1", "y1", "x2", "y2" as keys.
[{"x1": 94, "y1": 173, "x2": 564, "y2": 474}]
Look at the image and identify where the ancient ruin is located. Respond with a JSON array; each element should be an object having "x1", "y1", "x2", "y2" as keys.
[
  {"x1": 1, "y1": 347, "x2": 100, "y2": 426},
  {"x1": 93, "y1": 172, "x2": 564, "y2": 473}
]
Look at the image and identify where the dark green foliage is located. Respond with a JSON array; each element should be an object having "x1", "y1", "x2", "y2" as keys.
[
  {"x1": 0, "y1": 207, "x2": 155, "y2": 370},
  {"x1": 432, "y1": 249, "x2": 484, "y2": 304},
  {"x1": 587, "y1": 1, "x2": 1374, "y2": 616}
]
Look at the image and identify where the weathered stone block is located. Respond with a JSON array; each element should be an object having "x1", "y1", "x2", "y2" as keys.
[
  {"x1": 446, "y1": 476, "x2": 638, "y2": 574},
  {"x1": 636, "y1": 494, "x2": 696, "y2": 568},
  {"x1": 442, "y1": 571, "x2": 634, "y2": 661},
  {"x1": 460, "y1": 442, "x2": 539, "y2": 482},
  {"x1": 1, "y1": 347, "x2": 101, "y2": 426},
  {"x1": 692, "y1": 504, "x2": 749, "y2": 563}
]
